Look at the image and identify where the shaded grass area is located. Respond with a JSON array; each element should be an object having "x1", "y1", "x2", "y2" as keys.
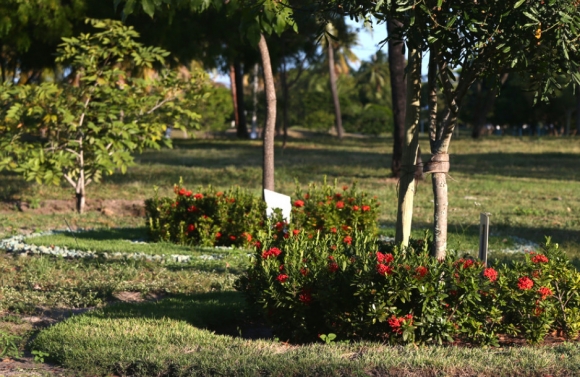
[
  {"x1": 0, "y1": 249, "x2": 237, "y2": 314},
  {"x1": 32, "y1": 291, "x2": 580, "y2": 377}
]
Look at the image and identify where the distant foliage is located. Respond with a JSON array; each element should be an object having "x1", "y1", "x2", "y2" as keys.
[{"x1": 236, "y1": 236, "x2": 580, "y2": 345}]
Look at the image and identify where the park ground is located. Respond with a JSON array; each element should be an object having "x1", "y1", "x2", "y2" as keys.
[{"x1": 0, "y1": 130, "x2": 580, "y2": 376}]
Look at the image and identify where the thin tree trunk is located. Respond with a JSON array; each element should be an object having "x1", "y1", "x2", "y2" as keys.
[
  {"x1": 251, "y1": 63, "x2": 259, "y2": 139},
  {"x1": 576, "y1": 84, "x2": 580, "y2": 135},
  {"x1": 327, "y1": 41, "x2": 344, "y2": 139},
  {"x1": 230, "y1": 64, "x2": 240, "y2": 129},
  {"x1": 234, "y1": 60, "x2": 249, "y2": 138},
  {"x1": 388, "y1": 20, "x2": 407, "y2": 178},
  {"x1": 258, "y1": 34, "x2": 276, "y2": 193},
  {"x1": 395, "y1": 46, "x2": 422, "y2": 247},
  {"x1": 471, "y1": 73, "x2": 509, "y2": 138},
  {"x1": 281, "y1": 58, "x2": 289, "y2": 148}
]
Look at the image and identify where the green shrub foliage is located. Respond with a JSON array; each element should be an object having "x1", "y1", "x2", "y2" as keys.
[
  {"x1": 235, "y1": 235, "x2": 580, "y2": 345},
  {"x1": 145, "y1": 180, "x2": 380, "y2": 248}
]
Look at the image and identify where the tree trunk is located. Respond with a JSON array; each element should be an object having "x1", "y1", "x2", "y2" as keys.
[
  {"x1": 388, "y1": 20, "x2": 407, "y2": 178},
  {"x1": 471, "y1": 73, "x2": 509, "y2": 138},
  {"x1": 281, "y1": 58, "x2": 289, "y2": 148},
  {"x1": 251, "y1": 63, "x2": 259, "y2": 139},
  {"x1": 327, "y1": 41, "x2": 344, "y2": 139},
  {"x1": 229, "y1": 64, "x2": 240, "y2": 129},
  {"x1": 75, "y1": 190, "x2": 85, "y2": 214},
  {"x1": 576, "y1": 84, "x2": 580, "y2": 135},
  {"x1": 258, "y1": 34, "x2": 276, "y2": 193},
  {"x1": 234, "y1": 60, "x2": 249, "y2": 138},
  {"x1": 395, "y1": 47, "x2": 422, "y2": 247}
]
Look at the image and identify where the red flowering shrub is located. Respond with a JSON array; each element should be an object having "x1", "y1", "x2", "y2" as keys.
[
  {"x1": 235, "y1": 233, "x2": 580, "y2": 346},
  {"x1": 290, "y1": 180, "x2": 379, "y2": 239},
  {"x1": 532, "y1": 254, "x2": 549, "y2": 264},
  {"x1": 145, "y1": 182, "x2": 267, "y2": 248}
]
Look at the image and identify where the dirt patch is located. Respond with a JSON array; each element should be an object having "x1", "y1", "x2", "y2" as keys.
[{"x1": 0, "y1": 199, "x2": 146, "y2": 217}]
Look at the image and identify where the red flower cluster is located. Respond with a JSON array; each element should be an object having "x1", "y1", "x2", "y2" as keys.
[
  {"x1": 532, "y1": 254, "x2": 549, "y2": 264},
  {"x1": 330, "y1": 227, "x2": 337, "y2": 233},
  {"x1": 415, "y1": 266, "x2": 428, "y2": 279},
  {"x1": 276, "y1": 274, "x2": 288, "y2": 283},
  {"x1": 262, "y1": 247, "x2": 282, "y2": 259},
  {"x1": 194, "y1": 193, "x2": 203, "y2": 200},
  {"x1": 229, "y1": 235, "x2": 236, "y2": 241},
  {"x1": 517, "y1": 276, "x2": 534, "y2": 290},
  {"x1": 300, "y1": 268, "x2": 309, "y2": 276},
  {"x1": 299, "y1": 289, "x2": 312, "y2": 304},
  {"x1": 362, "y1": 205, "x2": 371, "y2": 212},
  {"x1": 336, "y1": 201, "x2": 345, "y2": 209},
  {"x1": 186, "y1": 224, "x2": 195, "y2": 233},
  {"x1": 343, "y1": 236, "x2": 353, "y2": 245},
  {"x1": 335, "y1": 193, "x2": 342, "y2": 199},
  {"x1": 538, "y1": 286, "x2": 553, "y2": 300},
  {"x1": 328, "y1": 262, "x2": 339, "y2": 273},
  {"x1": 243, "y1": 233, "x2": 252, "y2": 242},
  {"x1": 275, "y1": 222, "x2": 285, "y2": 231},
  {"x1": 387, "y1": 314, "x2": 413, "y2": 334},
  {"x1": 376, "y1": 252, "x2": 394, "y2": 264},
  {"x1": 292, "y1": 229, "x2": 300, "y2": 236},
  {"x1": 483, "y1": 267, "x2": 498, "y2": 282},
  {"x1": 376, "y1": 263, "x2": 393, "y2": 276},
  {"x1": 187, "y1": 205, "x2": 197, "y2": 213},
  {"x1": 353, "y1": 205, "x2": 359, "y2": 211},
  {"x1": 215, "y1": 232, "x2": 222, "y2": 239},
  {"x1": 293, "y1": 200, "x2": 305, "y2": 208}
]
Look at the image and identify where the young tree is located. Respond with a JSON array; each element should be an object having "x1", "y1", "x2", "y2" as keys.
[{"x1": 0, "y1": 19, "x2": 204, "y2": 213}]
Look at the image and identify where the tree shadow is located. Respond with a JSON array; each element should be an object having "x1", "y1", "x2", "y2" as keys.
[{"x1": 54, "y1": 227, "x2": 150, "y2": 242}]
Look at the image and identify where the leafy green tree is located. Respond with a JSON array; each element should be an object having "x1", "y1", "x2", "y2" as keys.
[{"x1": 0, "y1": 19, "x2": 204, "y2": 213}]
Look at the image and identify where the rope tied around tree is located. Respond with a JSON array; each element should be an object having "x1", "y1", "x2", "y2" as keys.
[{"x1": 423, "y1": 153, "x2": 450, "y2": 174}]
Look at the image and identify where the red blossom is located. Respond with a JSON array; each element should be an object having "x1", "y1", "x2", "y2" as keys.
[
  {"x1": 187, "y1": 205, "x2": 197, "y2": 213},
  {"x1": 244, "y1": 233, "x2": 252, "y2": 242},
  {"x1": 300, "y1": 268, "x2": 309, "y2": 276},
  {"x1": 178, "y1": 188, "x2": 187, "y2": 196},
  {"x1": 330, "y1": 227, "x2": 337, "y2": 233},
  {"x1": 341, "y1": 225, "x2": 350, "y2": 231},
  {"x1": 387, "y1": 316, "x2": 402, "y2": 333},
  {"x1": 342, "y1": 185, "x2": 348, "y2": 191},
  {"x1": 463, "y1": 259, "x2": 475, "y2": 269},
  {"x1": 253, "y1": 241, "x2": 262, "y2": 249},
  {"x1": 518, "y1": 276, "x2": 534, "y2": 290},
  {"x1": 229, "y1": 235, "x2": 236, "y2": 241},
  {"x1": 261, "y1": 247, "x2": 282, "y2": 259},
  {"x1": 215, "y1": 232, "x2": 222, "y2": 239},
  {"x1": 283, "y1": 233, "x2": 290, "y2": 239},
  {"x1": 216, "y1": 191, "x2": 223, "y2": 197},
  {"x1": 353, "y1": 205, "x2": 359, "y2": 211},
  {"x1": 294, "y1": 200, "x2": 305, "y2": 208},
  {"x1": 304, "y1": 193, "x2": 310, "y2": 199},
  {"x1": 185, "y1": 191, "x2": 192, "y2": 197},
  {"x1": 335, "y1": 193, "x2": 342, "y2": 199},
  {"x1": 330, "y1": 245, "x2": 337, "y2": 250},
  {"x1": 376, "y1": 252, "x2": 394, "y2": 264},
  {"x1": 538, "y1": 286, "x2": 553, "y2": 300},
  {"x1": 343, "y1": 236, "x2": 353, "y2": 245},
  {"x1": 276, "y1": 274, "x2": 289, "y2": 283},
  {"x1": 299, "y1": 289, "x2": 312, "y2": 304},
  {"x1": 336, "y1": 201, "x2": 345, "y2": 209},
  {"x1": 532, "y1": 254, "x2": 549, "y2": 264},
  {"x1": 279, "y1": 264, "x2": 284, "y2": 271},
  {"x1": 186, "y1": 224, "x2": 195, "y2": 233},
  {"x1": 194, "y1": 193, "x2": 203, "y2": 200},
  {"x1": 376, "y1": 263, "x2": 393, "y2": 276},
  {"x1": 292, "y1": 229, "x2": 300, "y2": 236},
  {"x1": 275, "y1": 221, "x2": 285, "y2": 231},
  {"x1": 415, "y1": 266, "x2": 428, "y2": 278},
  {"x1": 483, "y1": 268, "x2": 498, "y2": 283},
  {"x1": 328, "y1": 262, "x2": 339, "y2": 273},
  {"x1": 362, "y1": 205, "x2": 371, "y2": 212}
]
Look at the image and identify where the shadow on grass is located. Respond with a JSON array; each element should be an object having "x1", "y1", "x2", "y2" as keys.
[
  {"x1": 84, "y1": 291, "x2": 268, "y2": 339},
  {"x1": 55, "y1": 227, "x2": 150, "y2": 241}
]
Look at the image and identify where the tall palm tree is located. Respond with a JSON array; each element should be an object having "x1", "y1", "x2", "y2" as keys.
[{"x1": 323, "y1": 21, "x2": 359, "y2": 139}]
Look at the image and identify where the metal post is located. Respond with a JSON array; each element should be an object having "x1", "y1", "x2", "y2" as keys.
[{"x1": 479, "y1": 213, "x2": 490, "y2": 267}]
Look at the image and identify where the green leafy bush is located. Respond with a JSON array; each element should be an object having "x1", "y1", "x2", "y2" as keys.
[
  {"x1": 145, "y1": 183, "x2": 266, "y2": 248},
  {"x1": 235, "y1": 234, "x2": 580, "y2": 345},
  {"x1": 145, "y1": 180, "x2": 380, "y2": 248}
]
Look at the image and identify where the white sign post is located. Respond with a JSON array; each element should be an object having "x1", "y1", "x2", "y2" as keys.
[{"x1": 264, "y1": 189, "x2": 292, "y2": 223}]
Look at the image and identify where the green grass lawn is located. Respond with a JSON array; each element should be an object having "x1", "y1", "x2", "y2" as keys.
[{"x1": 1, "y1": 133, "x2": 580, "y2": 376}]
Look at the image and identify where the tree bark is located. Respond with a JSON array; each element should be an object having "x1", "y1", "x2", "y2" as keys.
[
  {"x1": 395, "y1": 46, "x2": 422, "y2": 247},
  {"x1": 258, "y1": 34, "x2": 276, "y2": 193},
  {"x1": 388, "y1": 20, "x2": 407, "y2": 178},
  {"x1": 229, "y1": 64, "x2": 240, "y2": 130},
  {"x1": 234, "y1": 60, "x2": 249, "y2": 138},
  {"x1": 327, "y1": 40, "x2": 344, "y2": 139}
]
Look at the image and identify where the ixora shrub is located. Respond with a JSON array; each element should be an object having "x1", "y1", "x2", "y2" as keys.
[
  {"x1": 144, "y1": 180, "x2": 380, "y2": 248},
  {"x1": 235, "y1": 234, "x2": 580, "y2": 345},
  {"x1": 291, "y1": 181, "x2": 380, "y2": 238},
  {"x1": 145, "y1": 184, "x2": 266, "y2": 248}
]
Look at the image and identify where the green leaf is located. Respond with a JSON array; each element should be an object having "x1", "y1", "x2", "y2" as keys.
[{"x1": 514, "y1": 0, "x2": 526, "y2": 9}]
